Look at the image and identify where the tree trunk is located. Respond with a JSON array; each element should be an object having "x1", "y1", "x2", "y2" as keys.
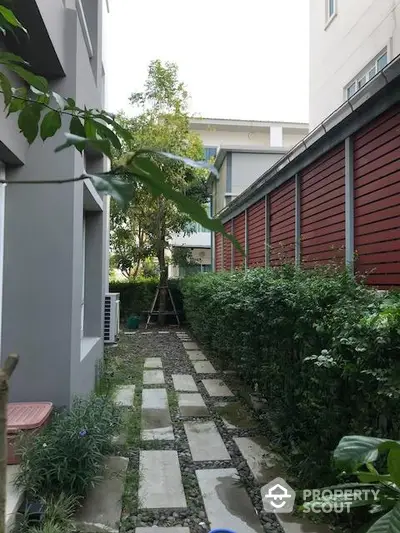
[
  {"x1": 132, "y1": 259, "x2": 141, "y2": 278},
  {"x1": 156, "y1": 197, "x2": 168, "y2": 326},
  {"x1": 157, "y1": 244, "x2": 168, "y2": 326},
  {"x1": 0, "y1": 354, "x2": 19, "y2": 533}
]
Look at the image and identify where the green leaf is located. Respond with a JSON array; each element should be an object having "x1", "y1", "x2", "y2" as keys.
[
  {"x1": 0, "y1": 72, "x2": 12, "y2": 106},
  {"x1": 366, "y1": 503, "x2": 400, "y2": 532},
  {"x1": 52, "y1": 92, "x2": 66, "y2": 111},
  {"x1": 18, "y1": 103, "x2": 41, "y2": 143},
  {"x1": 69, "y1": 116, "x2": 85, "y2": 137},
  {"x1": 334, "y1": 436, "x2": 400, "y2": 472},
  {"x1": 367, "y1": 512, "x2": 392, "y2": 533},
  {"x1": 55, "y1": 133, "x2": 112, "y2": 159},
  {"x1": 0, "y1": 51, "x2": 28, "y2": 65},
  {"x1": 0, "y1": 6, "x2": 27, "y2": 32},
  {"x1": 10, "y1": 65, "x2": 48, "y2": 92},
  {"x1": 87, "y1": 174, "x2": 134, "y2": 208},
  {"x1": 7, "y1": 90, "x2": 26, "y2": 115},
  {"x1": 357, "y1": 472, "x2": 391, "y2": 483},
  {"x1": 137, "y1": 149, "x2": 219, "y2": 177},
  {"x1": 98, "y1": 116, "x2": 132, "y2": 143},
  {"x1": 40, "y1": 110, "x2": 61, "y2": 141},
  {"x1": 65, "y1": 97, "x2": 76, "y2": 110},
  {"x1": 388, "y1": 449, "x2": 400, "y2": 486},
  {"x1": 84, "y1": 117, "x2": 97, "y2": 138},
  {"x1": 94, "y1": 121, "x2": 121, "y2": 150}
]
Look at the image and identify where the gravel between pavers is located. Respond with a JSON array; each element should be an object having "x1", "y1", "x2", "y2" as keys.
[{"x1": 118, "y1": 328, "x2": 284, "y2": 533}]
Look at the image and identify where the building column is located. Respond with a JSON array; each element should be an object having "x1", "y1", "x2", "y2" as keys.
[
  {"x1": 0, "y1": 165, "x2": 5, "y2": 364},
  {"x1": 345, "y1": 137, "x2": 354, "y2": 271},
  {"x1": 270, "y1": 126, "x2": 283, "y2": 147}
]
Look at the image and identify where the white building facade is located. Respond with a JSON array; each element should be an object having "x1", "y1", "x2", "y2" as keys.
[
  {"x1": 169, "y1": 118, "x2": 308, "y2": 277},
  {"x1": 309, "y1": 0, "x2": 400, "y2": 128}
]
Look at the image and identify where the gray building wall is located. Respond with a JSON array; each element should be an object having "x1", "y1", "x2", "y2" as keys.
[
  {"x1": 213, "y1": 149, "x2": 287, "y2": 216},
  {"x1": 231, "y1": 152, "x2": 286, "y2": 196},
  {"x1": 0, "y1": 0, "x2": 107, "y2": 406}
]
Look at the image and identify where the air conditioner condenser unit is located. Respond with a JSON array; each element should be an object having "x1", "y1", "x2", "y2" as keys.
[{"x1": 104, "y1": 292, "x2": 120, "y2": 344}]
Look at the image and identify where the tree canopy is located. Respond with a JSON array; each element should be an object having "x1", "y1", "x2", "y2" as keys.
[{"x1": 111, "y1": 60, "x2": 210, "y2": 281}]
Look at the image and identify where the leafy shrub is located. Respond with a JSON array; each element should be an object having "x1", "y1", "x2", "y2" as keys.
[
  {"x1": 109, "y1": 279, "x2": 184, "y2": 322},
  {"x1": 182, "y1": 267, "x2": 400, "y2": 487},
  {"x1": 15, "y1": 394, "x2": 121, "y2": 499},
  {"x1": 304, "y1": 435, "x2": 400, "y2": 532}
]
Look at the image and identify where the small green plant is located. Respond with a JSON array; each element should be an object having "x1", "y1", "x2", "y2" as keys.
[
  {"x1": 15, "y1": 394, "x2": 121, "y2": 499},
  {"x1": 303, "y1": 435, "x2": 400, "y2": 532},
  {"x1": 14, "y1": 494, "x2": 78, "y2": 533}
]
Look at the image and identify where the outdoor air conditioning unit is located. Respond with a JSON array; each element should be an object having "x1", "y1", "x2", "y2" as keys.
[{"x1": 104, "y1": 292, "x2": 120, "y2": 344}]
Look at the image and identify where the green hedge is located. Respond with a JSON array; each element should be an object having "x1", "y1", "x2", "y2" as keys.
[
  {"x1": 182, "y1": 266, "x2": 400, "y2": 487},
  {"x1": 110, "y1": 279, "x2": 184, "y2": 323}
]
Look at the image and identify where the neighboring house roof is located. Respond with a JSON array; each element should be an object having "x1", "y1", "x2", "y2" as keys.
[{"x1": 189, "y1": 117, "x2": 309, "y2": 131}]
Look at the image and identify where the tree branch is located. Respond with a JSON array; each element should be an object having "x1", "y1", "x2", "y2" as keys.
[
  {"x1": 0, "y1": 91, "x2": 112, "y2": 123},
  {"x1": 0, "y1": 174, "x2": 88, "y2": 185},
  {"x1": 6, "y1": 92, "x2": 76, "y2": 117}
]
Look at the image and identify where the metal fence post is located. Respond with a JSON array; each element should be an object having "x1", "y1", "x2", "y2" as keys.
[
  {"x1": 345, "y1": 137, "x2": 354, "y2": 272},
  {"x1": 295, "y1": 173, "x2": 301, "y2": 266},
  {"x1": 265, "y1": 194, "x2": 270, "y2": 267}
]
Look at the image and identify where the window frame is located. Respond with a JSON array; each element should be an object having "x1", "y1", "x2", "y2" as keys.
[
  {"x1": 345, "y1": 49, "x2": 388, "y2": 100},
  {"x1": 325, "y1": 0, "x2": 337, "y2": 27},
  {"x1": 204, "y1": 146, "x2": 218, "y2": 162}
]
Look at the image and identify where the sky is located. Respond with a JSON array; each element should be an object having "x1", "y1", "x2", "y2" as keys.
[{"x1": 103, "y1": 0, "x2": 310, "y2": 124}]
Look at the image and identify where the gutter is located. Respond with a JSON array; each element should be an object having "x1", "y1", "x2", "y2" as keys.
[{"x1": 217, "y1": 55, "x2": 400, "y2": 222}]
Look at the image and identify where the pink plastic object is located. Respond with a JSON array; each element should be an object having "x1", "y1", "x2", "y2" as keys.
[{"x1": 7, "y1": 402, "x2": 53, "y2": 464}]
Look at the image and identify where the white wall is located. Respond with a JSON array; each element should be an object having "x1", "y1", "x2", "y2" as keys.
[
  {"x1": 231, "y1": 152, "x2": 285, "y2": 196},
  {"x1": 194, "y1": 127, "x2": 307, "y2": 149},
  {"x1": 196, "y1": 129, "x2": 270, "y2": 147},
  {"x1": 283, "y1": 132, "x2": 306, "y2": 148},
  {"x1": 310, "y1": 0, "x2": 400, "y2": 128},
  {"x1": 172, "y1": 232, "x2": 211, "y2": 247}
]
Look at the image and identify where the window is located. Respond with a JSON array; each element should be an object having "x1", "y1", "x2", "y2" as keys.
[
  {"x1": 346, "y1": 82, "x2": 356, "y2": 99},
  {"x1": 204, "y1": 146, "x2": 217, "y2": 161},
  {"x1": 184, "y1": 203, "x2": 211, "y2": 234},
  {"x1": 377, "y1": 53, "x2": 388, "y2": 71},
  {"x1": 326, "y1": 0, "x2": 336, "y2": 24},
  {"x1": 345, "y1": 50, "x2": 388, "y2": 100}
]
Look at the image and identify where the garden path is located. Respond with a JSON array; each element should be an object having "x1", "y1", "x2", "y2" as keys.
[{"x1": 115, "y1": 330, "x2": 329, "y2": 533}]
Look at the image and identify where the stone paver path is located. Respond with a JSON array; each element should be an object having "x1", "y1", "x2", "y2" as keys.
[
  {"x1": 116, "y1": 329, "x2": 329, "y2": 533},
  {"x1": 114, "y1": 385, "x2": 136, "y2": 406}
]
